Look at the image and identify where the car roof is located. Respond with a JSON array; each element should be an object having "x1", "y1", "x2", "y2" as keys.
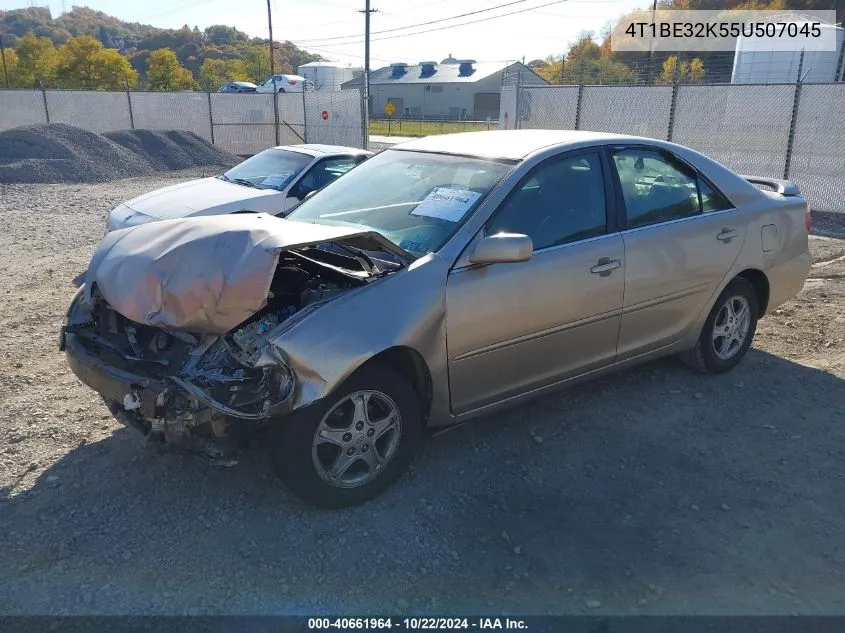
[
  {"x1": 392, "y1": 129, "x2": 661, "y2": 161},
  {"x1": 277, "y1": 144, "x2": 373, "y2": 158},
  {"x1": 230, "y1": 81, "x2": 257, "y2": 86}
]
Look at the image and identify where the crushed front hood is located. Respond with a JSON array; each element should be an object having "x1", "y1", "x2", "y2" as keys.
[{"x1": 84, "y1": 213, "x2": 405, "y2": 335}]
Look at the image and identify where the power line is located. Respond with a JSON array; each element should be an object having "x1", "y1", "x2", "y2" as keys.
[
  {"x1": 294, "y1": 0, "x2": 532, "y2": 43},
  {"x1": 303, "y1": 0, "x2": 573, "y2": 47}
]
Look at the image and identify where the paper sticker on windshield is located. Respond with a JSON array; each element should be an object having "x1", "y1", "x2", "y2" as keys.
[
  {"x1": 261, "y1": 173, "x2": 294, "y2": 188},
  {"x1": 411, "y1": 188, "x2": 481, "y2": 223}
]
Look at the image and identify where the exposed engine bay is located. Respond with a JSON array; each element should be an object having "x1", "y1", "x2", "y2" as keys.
[{"x1": 64, "y1": 243, "x2": 390, "y2": 452}]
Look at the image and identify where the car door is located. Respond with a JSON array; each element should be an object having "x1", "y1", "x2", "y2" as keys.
[
  {"x1": 608, "y1": 145, "x2": 744, "y2": 359},
  {"x1": 446, "y1": 149, "x2": 625, "y2": 415},
  {"x1": 282, "y1": 156, "x2": 364, "y2": 214}
]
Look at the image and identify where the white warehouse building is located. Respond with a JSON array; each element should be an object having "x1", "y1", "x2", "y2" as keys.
[
  {"x1": 298, "y1": 62, "x2": 361, "y2": 91},
  {"x1": 342, "y1": 58, "x2": 547, "y2": 120}
]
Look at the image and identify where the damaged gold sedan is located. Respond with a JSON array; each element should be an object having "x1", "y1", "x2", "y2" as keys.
[{"x1": 62, "y1": 130, "x2": 811, "y2": 507}]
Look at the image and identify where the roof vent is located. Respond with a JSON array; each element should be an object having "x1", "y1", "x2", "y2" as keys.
[
  {"x1": 390, "y1": 62, "x2": 408, "y2": 78},
  {"x1": 457, "y1": 59, "x2": 476, "y2": 76},
  {"x1": 419, "y1": 61, "x2": 437, "y2": 78}
]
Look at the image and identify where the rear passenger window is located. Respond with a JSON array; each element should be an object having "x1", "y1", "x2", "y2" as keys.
[
  {"x1": 612, "y1": 148, "x2": 700, "y2": 228},
  {"x1": 487, "y1": 152, "x2": 607, "y2": 250}
]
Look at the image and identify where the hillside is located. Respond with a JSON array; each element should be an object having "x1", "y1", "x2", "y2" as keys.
[{"x1": 0, "y1": 6, "x2": 323, "y2": 83}]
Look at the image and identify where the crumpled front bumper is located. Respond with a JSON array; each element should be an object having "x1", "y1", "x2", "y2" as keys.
[{"x1": 61, "y1": 330, "x2": 226, "y2": 448}]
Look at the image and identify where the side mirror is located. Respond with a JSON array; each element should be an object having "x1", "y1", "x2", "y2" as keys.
[
  {"x1": 469, "y1": 233, "x2": 533, "y2": 265},
  {"x1": 303, "y1": 189, "x2": 318, "y2": 202},
  {"x1": 293, "y1": 186, "x2": 315, "y2": 201}
]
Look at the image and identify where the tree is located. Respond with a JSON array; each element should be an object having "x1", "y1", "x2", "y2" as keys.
[
  {"x1": 204, "y1": 25, "x2": 248, "y2": 47},
  {"x1": 198, "y1": 57, "x2": 249, "y2": 91},
  {"x1": 12, "y1": 32, "x2": 59, "y2": 87},
  {"x1": 95, "y1": 48, "x2": 138, "y2": 89},
  {"x1": 1, "y1": 48, "x2": 20, "y2": 88},
  {"x1": 146, "y1": 48, "x2": 197, "y2": 90},
  {"x1": 536, "y1": 34, "x2": 636, "y2": 85},
  {"x1": 657, "y1": 55, "x2": 706, "y2": 84},
  {"x1": 54, "y1": 35, "x2": 137, "y2": 89},
  {"x1": 241, "y1": 43, "x2": 294, "y2": 84},
  {"x1": 55, "y1": 35, "x2": 104, "y2": 88}
]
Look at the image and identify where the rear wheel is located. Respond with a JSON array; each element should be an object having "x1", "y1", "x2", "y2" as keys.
[
  {"x1": 270, "y1": 363, "x2": 422, "y2": 508},
  {"x1": 682, "y1": 277, "x2": 759, "y2": 374}
]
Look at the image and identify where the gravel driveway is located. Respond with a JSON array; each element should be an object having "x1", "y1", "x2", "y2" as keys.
[{"x1": 1, "y1": 171, "x2": 844, "y2": 615}]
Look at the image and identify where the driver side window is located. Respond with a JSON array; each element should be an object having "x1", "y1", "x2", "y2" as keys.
[
  {"x1": 486, "y1": 151, "x2": 607, "y2": 250},
  {"x1": 292, "y1": 157, "x2": 358, "y2": 198}
]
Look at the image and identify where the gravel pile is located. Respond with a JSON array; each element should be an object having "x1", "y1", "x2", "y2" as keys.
[
  {"x1": 0, "y1": 124, "x2": 236, "y2": 184},
  {"x1": 104, "y1": 129, "x2": 236, "y2": 171},
  {"x1": 0, "y1": 124, "x2": 154, "y2": 184}
]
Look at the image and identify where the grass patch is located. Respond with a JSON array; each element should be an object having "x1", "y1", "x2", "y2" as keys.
[{"x1": 369, "y1": 119, "x2": 494, "y2": 138}]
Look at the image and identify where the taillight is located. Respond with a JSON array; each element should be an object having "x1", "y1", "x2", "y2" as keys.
[{"x1": 805, "y1": 208, "x2": 812, "y2": 233}]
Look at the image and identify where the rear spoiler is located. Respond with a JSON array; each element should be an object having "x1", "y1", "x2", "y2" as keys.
[{"x1": 740, "y1": 175, "x2": 801, "y2": 196}]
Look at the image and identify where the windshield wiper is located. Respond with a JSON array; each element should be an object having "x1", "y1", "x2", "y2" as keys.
[{"x1": 231, "y1": 178, "x2": 259, "y2": 188}]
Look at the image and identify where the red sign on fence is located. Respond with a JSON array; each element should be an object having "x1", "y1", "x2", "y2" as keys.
[{"x1": 321, "y1": 110, "x2": 329, "y2": 121}]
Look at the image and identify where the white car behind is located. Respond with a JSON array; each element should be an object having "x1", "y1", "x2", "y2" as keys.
[
  {"x1": 255, "y1": 74, "x2": 312, "y2": 93},
  {"x1": 106, "y1": 144, "x2": 371, "y2": 232}
]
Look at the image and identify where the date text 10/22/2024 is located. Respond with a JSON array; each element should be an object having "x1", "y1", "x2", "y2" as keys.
[{"x1": 308, "y1": 618, "x2": 529, "y2": 630}]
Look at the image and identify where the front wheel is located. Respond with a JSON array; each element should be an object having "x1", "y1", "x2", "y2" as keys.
[
  {"x1": 682, "y1": 277, "x2": 759, "y2": 374},
  {"x1": 270, "y1": 363, "x2": 422, "y2": 508}
]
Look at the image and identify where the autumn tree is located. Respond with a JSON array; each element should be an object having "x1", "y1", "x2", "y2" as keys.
[
  {"x1": 95, "y1": 48, "x2": 139, "y2": 89},
  {"x1": 53, "y1": 35, "x2": 137, "y2": 89},
  {"x1": 656, "y1": 56, "x2": 706, "y2": 84},
  {"x1": 146, "y1": 48, "x2": 197, "y2": 90},
  {"x1": 198, "y1": 58, "x2": 250, "y2": 91},
  {"x1": 12, "y1": 32, "x2": 59, "y2": 87},
  {"x1": 537, "y1": 34, "x2": 636, "y2": 85},
  {"x1": 1, "y1": 48, "x2": 20, "y2": 87},
  {"x1": 241, "y1": 44, "x2": 292, "y2": 84}
]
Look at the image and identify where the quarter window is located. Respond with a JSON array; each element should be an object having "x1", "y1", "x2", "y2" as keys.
[
  {"x1": 699, "y1": 177, "x2": 732, "y2": 213},
  {"x1": 487, "y1": 152, "x2": 607, "y2": 250}
]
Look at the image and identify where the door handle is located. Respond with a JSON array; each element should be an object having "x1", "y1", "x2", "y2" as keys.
[
  {"x1": 590, "y1": 258, "x2": 622, "y2": 275},
  {"x1": 716, "y1": 228, "x2": 738, "y2": 242}
]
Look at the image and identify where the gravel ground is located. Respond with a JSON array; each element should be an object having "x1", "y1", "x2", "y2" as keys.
[{"x1": 0, "y1": 171, "x2": 844, "y2": 616}]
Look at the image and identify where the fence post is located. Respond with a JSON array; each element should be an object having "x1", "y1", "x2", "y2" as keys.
[
  {"x1": 272, "y1": 90, "x2": 281, "y2": 146},
  {"x1": 125, "y1": 82, "x2": 135, "y2": 130},
  {"x1": 359, "y1": 79, "x2": 368, "y2": 150},
  {"x1": 301, "y1": 84, "x2": 308, "y2": 143},
  {"x1": 574, "y1": 64, "x2": 585, "y2": 130},
  {"x1": 783, "y1": 49, "x2": 805, "y2": 180},
  {"x1": 207, "y1": 91, "x2": 215, "y2": 145},
  {"x1": 38, "y1": 78, "x2": 50, "y2": 124},
  {"x1": 667, "y1": 61, "x2": 680, "y2": 142}
]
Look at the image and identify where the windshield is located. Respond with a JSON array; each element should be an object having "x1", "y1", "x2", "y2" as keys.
[
  {"x1": 221, "y1": 148, "x2": 312, "y2": 191},
  {"x1": 286, "y1": 150, "x2": 515, "y2": 257}
]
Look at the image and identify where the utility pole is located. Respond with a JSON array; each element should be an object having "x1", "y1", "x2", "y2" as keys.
[
  {"x1": 645, "y1": 0, "x2": 657, "y2": 84},
  {"x1": 266, "y1": 0, "x2": 280, "y2": 145},
  {"x1": 267, "y1": 0, "x2": 277, "y2": 87},
  {"x1": 0, "y1": 33, "x2": 9, "y2": 89},
  {"x1": 359, "y1": 0, "x2": 377, "y2": 150}
]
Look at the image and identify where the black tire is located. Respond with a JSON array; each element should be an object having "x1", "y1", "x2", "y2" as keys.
[
  {"x1": 270, "y1": 363, "x2": 422, "y2": 508},
  {"x1": 682, "y1": 277, "x2": 759, "y2": 374}
]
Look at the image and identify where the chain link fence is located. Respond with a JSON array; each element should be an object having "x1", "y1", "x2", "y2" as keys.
[
  {"x1": 510, "y1": 80, "x2": 845, "y2": 214},
  {"x1": 0, "y1": 88, "x2": 363, "y2": 155}
]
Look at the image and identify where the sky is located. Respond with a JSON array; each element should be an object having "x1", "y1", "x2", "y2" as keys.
[{"x1": 1, "y1": 0, "x2": 649, "y2": 67}]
